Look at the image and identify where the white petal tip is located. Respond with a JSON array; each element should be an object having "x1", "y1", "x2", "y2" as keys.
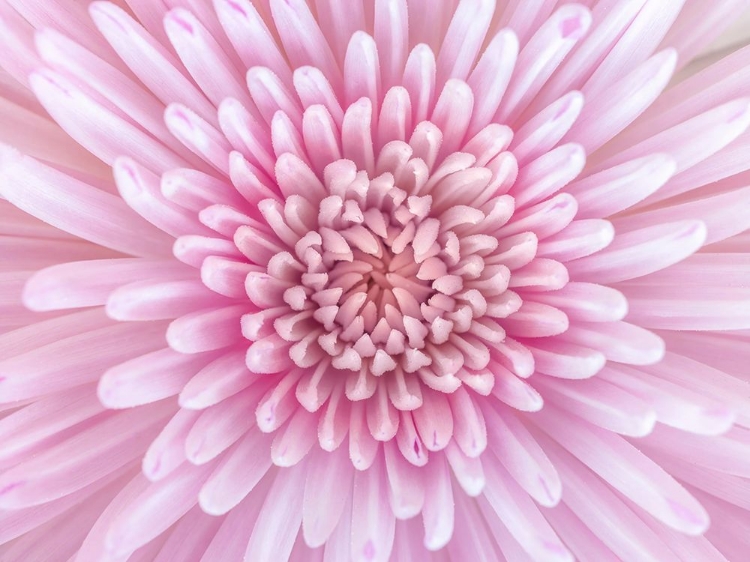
[
  {"x1": 20, "y1": 288, "x2": 52, "y2": 312},
  {"x1": 198, "y1": 492, "x2": 232, "y2": 517},
  {"x1": 462, "y1": 477, "x2": 486, "y2": 497},
  {"x1": 424, "y1": 528, "x2": 453, "y2": 551}
]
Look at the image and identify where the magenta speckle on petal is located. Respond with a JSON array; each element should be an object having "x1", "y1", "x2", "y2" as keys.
[
  {"x1": 363, "y1": 539, "x2": 376, "y2": 560},
  {"x1": 170, "y1": 12, "x2": 195, "y2": 34},
  {"x1": 0, "y1": 481, "x2": 22, "y2": 496},
  {"x1": 226, "y1": 0, "x2": 248, "y2": 17},
  {"x1": 668, "y1": 499, "x2": 708, "y2": 528},
  {"x1": 560, "y1": 16, "x2": 584, "y2": 39}
]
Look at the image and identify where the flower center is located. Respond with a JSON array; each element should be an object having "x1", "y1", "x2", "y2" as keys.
[{"x1": 242, "y1": 147, "x2": 525, "y2": 405}]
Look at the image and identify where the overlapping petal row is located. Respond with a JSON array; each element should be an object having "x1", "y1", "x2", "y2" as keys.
[{"x1": 1, "y1": 0, "x2": 750, "y2": 561}]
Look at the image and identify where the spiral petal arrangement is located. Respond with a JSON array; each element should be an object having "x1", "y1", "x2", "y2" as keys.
[{"x1": 1, "y1": 0, "x2": 750, "y2": 561}]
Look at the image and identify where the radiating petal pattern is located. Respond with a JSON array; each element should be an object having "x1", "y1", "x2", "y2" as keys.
[{"x1": 0, "y1": 0, "x2": 750, "y2": 561}]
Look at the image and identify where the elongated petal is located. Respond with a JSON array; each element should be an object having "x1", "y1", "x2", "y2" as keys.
[
  {"x1": 533, "y1": 404, "x2": 710, "y2": 535},
  {"x1": 302, "y1": 445, "x2": 353, "y2": 547},
  {"x1": 105, "y1": 462, "x2": 214, "y2": 559},
  {"x1": 481, "y1": 459, "x2": 572, "y2": 561},
  {"x1": 482, "y1": 401, "x2": 562, "y2": 507},
  {"x1": 24, "y1": 259, "x2": 188, "y2": 311},
  {"x1": 198, "y1": 429, "x2": 273, "y2": 515},
  {"x1": 0, "y1": 148, "x2": 171, "y2": 256},
  {"x1": 99, "y1": 348, "x2": 215, "y2": 409},
  {"x1": 0, "y1": 403, "x2": 172, "y2": 509},
  {"x1": 351, "y1": 451, "x2": 395, "y2": 562},
  {"x1": 568, "y1": 220, "x2": 706, "y2": 284},
  {"x1": 244, "y1": 460, "x2": 307, "y2": 562}
]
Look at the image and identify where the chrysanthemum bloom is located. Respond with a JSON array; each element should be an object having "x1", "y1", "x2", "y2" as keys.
[{"x1": 1, "y1": 0, "x2": 750, "y2": 560}]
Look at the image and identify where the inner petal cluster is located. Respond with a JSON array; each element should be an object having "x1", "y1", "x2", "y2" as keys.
[{"x1": 244, "y1": 149, "x2": 522, "y2": 407}]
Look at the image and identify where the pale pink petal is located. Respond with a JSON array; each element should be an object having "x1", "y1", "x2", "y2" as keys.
[
  {"x1": 89, "y1": 1, "x2": 215, "y2": 122},
  {"x1": 0, "y1": 148, "x2": 172, "y2": 256},
  {"x1": 420, "y1": 454, "x2": 454, "y2": 550},
  {"x1": 244, "y1": 461, "x2": 307, "y2": 562},
  {"x1": 0, "y1": 385, "x2": 103, "y2": 469},
  {"x1": 152, "y1": 506, "x2": 223, "y2": 562},
  {"x1": 105, "y1": 462, "x2": 214, "y2": 559},
  {"x1": 24, "y1": 259, "x2": 188, "y2": 311},
  {"x1": 99, "y1": 348, "x2": 215, "y2": 409},
  {"x1": 0, "y1": 402, "x2": 172, "y2": 509},
  {"x1": 480, "y1": 459, "x2": 572, "y2": 561},
  {"x1": 534, "y1": 374, "x2": 657, "y2": 437},
  {"x1": 350, "y1": 450, "x2": 396, "y2": 562},
  {"x1": 302, "y1": 445, "x2": 353, "y2": 547},
  {"x1": 541, "y1": 434, "x2": 680, "y2": 562},
  {"x1": 482, "y1": 401, "x2": 562, "y2": 507},
  {"x1": 186, "y1": 383, "x2": 272, "y2": 465},
  {"x1": 198, "y1": 429, "x2": 273, "y2": 515},
  {"x1": 0, "y1": 322, "x2": 167, "y2": 401},
  {"x1": 534, "y1": 404, "x2": 710, "y2": 535}
]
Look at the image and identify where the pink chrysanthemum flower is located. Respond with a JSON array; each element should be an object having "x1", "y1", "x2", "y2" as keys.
[{"x1": 1, "y1": 0, "x2": 750, "y2": 560}]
